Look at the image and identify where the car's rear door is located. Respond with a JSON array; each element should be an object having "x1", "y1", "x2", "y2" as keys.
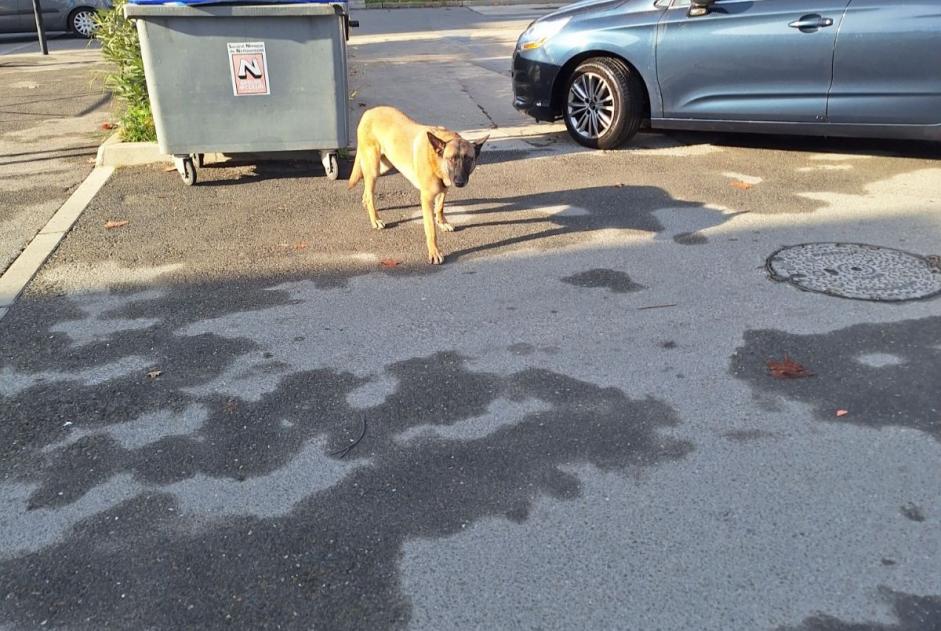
[
  {"x1": 656, "y1": 0, "x2": 850, "y2": 122},
  {"x1": 827, "y1": 0, "x2": 941, "y2": 125}
]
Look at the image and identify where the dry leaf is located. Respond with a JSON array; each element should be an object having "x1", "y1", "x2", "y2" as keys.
[
  {"x1": 104, "y1": 220, "x2": 129, "y2": 229},
  {"x1": 101, "y1": 122, "x2": 115, "y2": 130},
  {"x1": 379, "y1": 258, "x2": 401, "y2": 268},
  {"x1": 730, "y1": 180, "x2": 753, "y2": 191},
  {"x1": 224, "y1": 399, "x2": 239, "y2": 413},
  {"x1": 162, "y1": 165, "x2": 177, "y2": 172},
  {"x1": 292, "y1": 241, "x2": 309, "y2": 251},
  {"x1": 836, "y1": 409, "x2": 848, "y2": 417},
  {"x1": 767, "y1": 354, "x2": 813, "y2": 378},
  {"x1": 146, "y1": 369, "x2": 162, "y2": 379}
]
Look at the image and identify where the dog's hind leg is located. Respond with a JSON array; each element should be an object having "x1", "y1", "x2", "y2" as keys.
[
  {"x1": 359, "y1": 148, "x2": 385, "y2": 230},
  {"x1": 433, "y1": 193, "x2": 454, "y2": 232},
  {"x1": 379, "y1": 155, "x2": 395, "y2": 176}
]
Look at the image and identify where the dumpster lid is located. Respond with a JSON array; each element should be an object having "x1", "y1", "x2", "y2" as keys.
[{"x1": 127, "y1": 0, "x2": 343, "y2": 5}]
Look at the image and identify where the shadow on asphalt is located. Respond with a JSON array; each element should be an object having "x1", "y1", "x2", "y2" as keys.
[
  {"x1": 661, "y1": 130, "x2": 941, "y2": 160},
  {"x1": 0, "y1": 282, "x2": 694, "y2": 627}
]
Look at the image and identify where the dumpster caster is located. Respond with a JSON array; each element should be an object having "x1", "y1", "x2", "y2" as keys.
[
  {"x1": 193, "y1": 153, "x2": 205, "y2": 168},
  {"x1": 322, "y1": 151, "x2": 339, "y2": 181},
  {"x1": 175, "y1": 156, "x2": 197, "y2": 186}
]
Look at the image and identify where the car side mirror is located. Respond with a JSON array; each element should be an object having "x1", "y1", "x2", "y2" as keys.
[{"x1": 688, "y1": 0, "x2": 714, "y2": 17}]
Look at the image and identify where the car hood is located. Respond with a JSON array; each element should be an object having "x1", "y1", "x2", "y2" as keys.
[{"x1": 541, "y1": 0, "x2": 637, "y2": 20}]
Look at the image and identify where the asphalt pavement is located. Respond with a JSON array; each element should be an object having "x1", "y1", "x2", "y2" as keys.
[{"x1": 1, "y1": 6, "x2": 940, "y2": 630}]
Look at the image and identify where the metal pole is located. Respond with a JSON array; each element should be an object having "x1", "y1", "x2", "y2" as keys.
[{"x1": 30, "y1": 0, "x2": 49, "y2": 56}]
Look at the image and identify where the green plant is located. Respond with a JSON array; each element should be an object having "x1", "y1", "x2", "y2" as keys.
[{"x1": 94, "y1": 0, "x2": 156, "y2": 142}]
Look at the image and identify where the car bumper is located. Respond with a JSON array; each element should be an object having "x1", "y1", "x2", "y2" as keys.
[{"x1": 511, "y1": 51, "x2": 562, "y2": 122}]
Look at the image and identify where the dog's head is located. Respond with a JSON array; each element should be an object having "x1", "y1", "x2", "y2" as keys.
[{"x1": 427, "y1": 132, "x2": 489, "y2": 188}]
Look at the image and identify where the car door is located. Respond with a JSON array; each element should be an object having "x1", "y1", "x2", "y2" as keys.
[
  {"x1": 656, "y1": 0, "x2": 850, "y2": 122},
  {"x1": 0, "y1": 0, "x2": 22, "y2": 32},
  {"x1": 828, "y1": 0, "x2": 941, "y2": 125},
  {"x1": 16, "y1": 0, "x2": 65, "y2": 33}
]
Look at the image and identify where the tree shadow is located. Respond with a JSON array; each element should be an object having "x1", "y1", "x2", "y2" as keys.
[
  {"x1": 0, "y1": 274, "x2": 694, "y2": 628},
  {"x1": 424, "y1": 185, "x2": 739, "y2": 259}
]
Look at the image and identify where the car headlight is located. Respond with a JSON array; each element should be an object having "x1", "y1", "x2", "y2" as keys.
[{"x1": 517, "y1": 17, "x2": 571, "y2": 51}]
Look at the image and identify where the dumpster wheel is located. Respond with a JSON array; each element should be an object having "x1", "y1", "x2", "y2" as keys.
[
  {"x1": 174, "y1": 155, "x2": 197, "y2": 186},
  {"x1": 322, "y1": 151, "x2": 339, "y2": 181},
  {"x1": 181, "y1": 157, "x2": 197, "y2": 186}
]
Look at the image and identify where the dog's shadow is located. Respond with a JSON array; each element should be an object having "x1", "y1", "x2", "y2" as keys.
[{"x1": 381, "y1": 185, "x2": 742, "y2": 260}]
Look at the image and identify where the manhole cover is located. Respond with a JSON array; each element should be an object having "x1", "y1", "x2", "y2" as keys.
[{"x1": 767, "y1": 242, "x2": 941, "y2": 302}]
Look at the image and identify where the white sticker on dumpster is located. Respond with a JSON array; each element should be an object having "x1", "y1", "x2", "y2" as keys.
[{"x1": 228, "y1": 42, "x2": 270, "y2": 96}]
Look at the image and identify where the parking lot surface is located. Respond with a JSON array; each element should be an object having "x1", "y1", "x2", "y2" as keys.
[{"x1": 1, "y1": 6, "x2": 940, "y2": 630}]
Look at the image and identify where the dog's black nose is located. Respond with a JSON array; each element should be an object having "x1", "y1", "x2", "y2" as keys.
[{"x1": 454, "y1": 180, "x2": 467, "y2": 188}]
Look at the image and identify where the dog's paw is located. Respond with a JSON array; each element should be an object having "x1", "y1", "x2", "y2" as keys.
[
  {"x1": 371, "y1": 219, "x2": 386, "y2": 230},
  {"x1": 427, "y1": 249, "x2": 444, "y2": 265},
  {"x1": 437, "y1": 221, "x2": 455, "y2": 232}
]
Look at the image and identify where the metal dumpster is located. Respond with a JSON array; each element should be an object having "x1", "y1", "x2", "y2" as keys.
[{"x1": 125, "y1": 1, "x2": 351, "y2": 185}]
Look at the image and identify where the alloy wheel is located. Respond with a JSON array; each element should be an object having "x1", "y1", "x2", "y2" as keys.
[{"x1": 567, "y1": 72, "x2": 615, "y2": 139}]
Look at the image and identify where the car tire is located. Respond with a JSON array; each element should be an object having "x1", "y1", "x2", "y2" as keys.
[
  {"x1": 69, "y1": 8, "x2": 97, "y2": 38},
  {"x1": 563, "y1": 58, "x2": 645, "y2": 150}
]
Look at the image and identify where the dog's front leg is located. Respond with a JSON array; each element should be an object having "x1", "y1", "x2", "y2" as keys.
[
  {"x1": 434, "y1": 193, "x2": 454, "y2": 232},
  {"x1": 421, "y1": 191, "x2": 444, "y2": 264}
]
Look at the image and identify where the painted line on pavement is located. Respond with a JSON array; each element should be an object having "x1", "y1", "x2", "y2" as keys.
[{"x1": 0, "y1": 166, "x2": 114, "y2": 319}]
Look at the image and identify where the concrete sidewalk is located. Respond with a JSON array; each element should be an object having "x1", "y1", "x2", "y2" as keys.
[{"x1": 0, "y1": 44, "x2": 110, "y2": 275}]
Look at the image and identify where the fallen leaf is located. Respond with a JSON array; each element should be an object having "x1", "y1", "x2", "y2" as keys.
[
  {"x1": 162, "y1": 165, "x2": 177, "y2": 172},
  {"x1": 101, "y1": 122, "x2": 115, "y2": 130},
  {"x1": 767, "y1": 354, "x2": 813, "y2": 378},
  {"x1": 730, "y1": 180, "x2": 753, "y2": 191},
  {"x1": 292, "y1": 241, "x2": 309, "y2": 251},
  {"x1": 836, "y1": 409, "x2": 848, "y2": 417},
  {"x1": 224, "y1": 399, "x2": 238, "y2": 414},
  {"x1": 146, "y1": 369, "x2": 162, "y2": 379},
  {"x1": 379, "y1": 258, "x2": 401, "y2": 268},
  {"x1": 104, "y1": 220, "x2": 129, "y2": 229}
]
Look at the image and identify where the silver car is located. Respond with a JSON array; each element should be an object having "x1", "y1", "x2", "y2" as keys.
[{"x1": 0, "y1": 0, "x2": 111, "y2": 38}]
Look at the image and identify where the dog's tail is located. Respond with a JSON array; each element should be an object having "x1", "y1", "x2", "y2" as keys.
[{"x1": 347, "y1": 150, "x2": 362, "y2": 190}]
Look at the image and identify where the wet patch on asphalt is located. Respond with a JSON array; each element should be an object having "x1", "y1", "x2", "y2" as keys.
[
  {"x1": 560, "y1": 268, "x2": 644, "y2": 294},
  {"x1": 730, "y1": 317, "x2": 941, "y2": 440},
  {"x1": 672, "y1": 231, "x2": 709, "y2": 245}
]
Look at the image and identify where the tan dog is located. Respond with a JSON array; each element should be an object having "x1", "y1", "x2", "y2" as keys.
[{"x1": 348, "y1": 106, "x2": 488, "y2": 264}]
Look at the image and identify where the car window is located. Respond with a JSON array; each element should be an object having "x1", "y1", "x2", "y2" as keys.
[{"x1": 671, "y1": 0, "x2": 765, "y2": 6}]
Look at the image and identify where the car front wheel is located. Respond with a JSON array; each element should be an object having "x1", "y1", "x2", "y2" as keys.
[
  {"x1": 563, "y1": 58, "x2": 645, "y2": 150},
  {"x1": 69, "y1": 8, "x2": 97, "y2": 38}
]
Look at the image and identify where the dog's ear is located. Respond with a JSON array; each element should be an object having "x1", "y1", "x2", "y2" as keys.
[
  {"x1": 472, "y1": 134, "x2": 489, "y2": 158},
  {"x1": 427, "y1": 132, "x2": 447, "y2": 157}
]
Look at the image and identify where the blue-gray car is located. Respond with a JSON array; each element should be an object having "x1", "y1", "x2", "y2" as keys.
[
  {"x1": 512, "y1": 0, "x2": 941, "y2": 149},
  {"x1": 0, "y1": 0, "x2": 109, "y2": 37}
]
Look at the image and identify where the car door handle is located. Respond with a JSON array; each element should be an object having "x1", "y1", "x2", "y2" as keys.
[{"x1": 788, "y1": 15, "x2": 834, "y2": 30}]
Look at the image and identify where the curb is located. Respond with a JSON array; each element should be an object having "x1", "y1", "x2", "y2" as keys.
[
  {"x1": 0, "y1": 167, "x2": 115, "y2": 319},
  {"x1": 96, "y1": 132, "x2": 172, "y2": 167}
]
